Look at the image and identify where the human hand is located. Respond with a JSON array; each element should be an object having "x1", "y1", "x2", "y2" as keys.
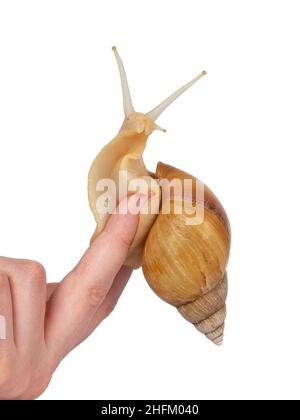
[{"x1": 0, "y1": 194, "x2": 147, "y2": 399}]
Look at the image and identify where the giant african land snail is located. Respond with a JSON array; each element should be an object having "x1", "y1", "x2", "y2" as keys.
[{"x1": 88, "y1": 47, "x2": 231, "y2": 345}]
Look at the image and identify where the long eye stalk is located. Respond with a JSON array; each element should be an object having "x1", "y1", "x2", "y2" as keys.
[
  {"x1": 146, "y1": 71, "x2": 207, "y2": 121},
  {"x1": 112, "y1": 46, "x2": 135, "y2": 117}
]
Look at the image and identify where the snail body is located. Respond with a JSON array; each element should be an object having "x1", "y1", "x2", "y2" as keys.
[{"x1": 88, "y1": 47, "x2": 231, "y2": 345}]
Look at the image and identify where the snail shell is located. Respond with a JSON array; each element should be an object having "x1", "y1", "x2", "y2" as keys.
[
  {"x1": 88, "y1": 47, "x2": 231, "y2": 345},
  {"x1": 142, "y1": 162, "x2": 230, "y2": 345}
]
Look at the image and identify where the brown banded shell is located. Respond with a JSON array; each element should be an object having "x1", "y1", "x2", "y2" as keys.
[{"x1": 142, "y1": 162, "x2": 231, "y2": 345}]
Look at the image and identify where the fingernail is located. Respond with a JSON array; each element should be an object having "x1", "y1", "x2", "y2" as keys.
[
  {"x1": 118, "y1": 193, "x2": 149, "y2": 215},
  {"x1": 127, "y1": 193, "x2": 149, "y2": 214}
]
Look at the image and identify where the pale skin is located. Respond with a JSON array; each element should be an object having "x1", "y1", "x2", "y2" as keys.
[{"x1": 0, "y1": 194, "x2": 147, "y2": 400}]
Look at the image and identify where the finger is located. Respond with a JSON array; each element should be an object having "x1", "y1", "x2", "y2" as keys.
[
  {"x1": 83, "y1": 266, "x2": 132, "y2": 341},
  {"x1": 45, "y1": 194, "x2": 147, "y2": 358},
  {"x1": 0, "y1": 272, "x2": 14, "y2": 351},
  {"x1": 0, "y1": 258, "x2": 47, "y2": 349}
]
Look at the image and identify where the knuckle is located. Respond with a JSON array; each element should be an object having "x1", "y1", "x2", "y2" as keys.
[
  {"x1": 20, "y1": 260, "x2": 46, "y2": 283},
  {"x1": 88, "y1": 286, "x2": 106, "y2": 307}
]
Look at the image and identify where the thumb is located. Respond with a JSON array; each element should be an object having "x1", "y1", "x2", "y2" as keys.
[{"x1": 45, "y1": 193, "x2": 148, "y2": 359}]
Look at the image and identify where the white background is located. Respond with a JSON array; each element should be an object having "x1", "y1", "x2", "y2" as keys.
[{"x1": 0, "y1": 0, "x2": 299, "y2": 400}]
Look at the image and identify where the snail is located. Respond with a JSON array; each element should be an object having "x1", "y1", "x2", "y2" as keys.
[{"x1": 88, "y1": 47, "x2": 231, "y2": 345}]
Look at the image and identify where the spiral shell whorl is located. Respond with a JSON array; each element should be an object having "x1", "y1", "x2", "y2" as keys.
[{"x1": 178, "y1": 273, "x2": 228, "y2": 345}]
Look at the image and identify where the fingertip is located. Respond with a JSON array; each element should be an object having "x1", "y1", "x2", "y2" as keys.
[
  {"x1": 116, "y1": 193, "x2": 149, "y2": 216},
  {"x1": 103, "y1": 194, "x2": 147, "y2": 246}
]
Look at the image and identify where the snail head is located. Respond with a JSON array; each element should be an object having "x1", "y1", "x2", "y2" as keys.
[{"x1": 112, "y1": 46, "x2": 207, "y2": 136}]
